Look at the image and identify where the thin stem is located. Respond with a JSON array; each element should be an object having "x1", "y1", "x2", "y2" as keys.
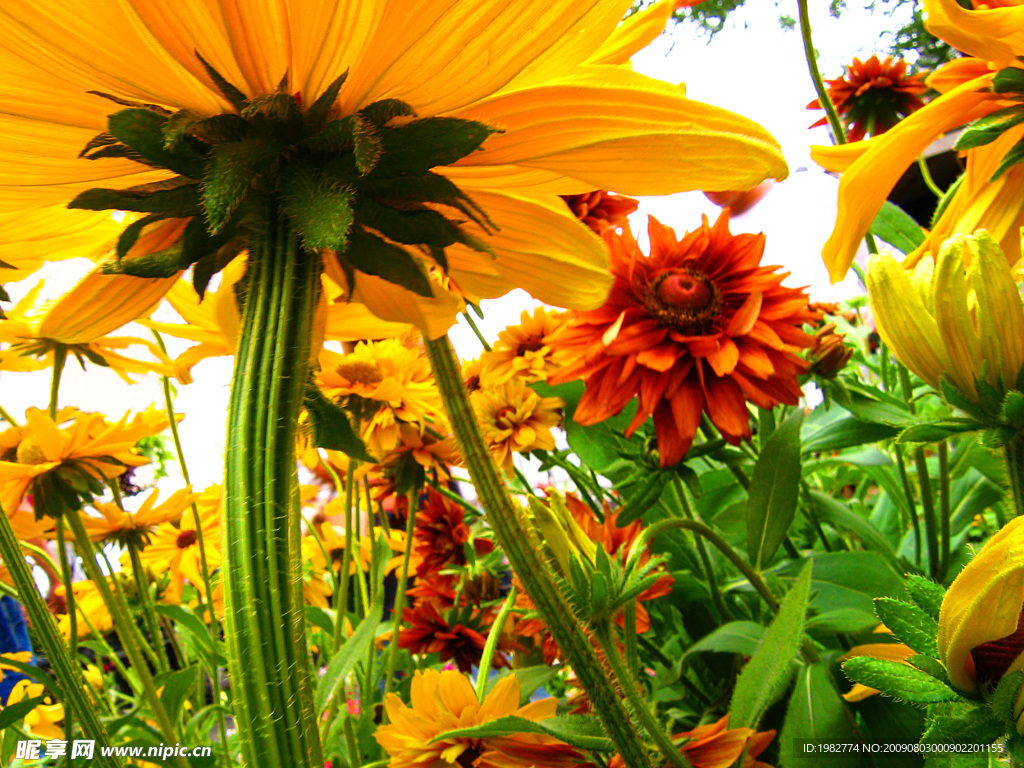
[
  {"x1": 333, "y1": 458, "x2": 359, "y2": 655},
  {"x1": 917, "y1": 154, "x2": 944, "y2": 198},
  {"x1": 938, "y1": 442, "x2": 951, "y2": 579},
  {"x1": 476, "y1": 586, "x2": 518, "y2": 702},
  {"x1": 382, "y1": 492, "x2": 417, "y2": 713},
  {"x1": 898, "y1": 366, "x2": 939, "y2": 576},
  {"x1": 63, "y1": 509, "x2": 188, "y2": 768},
  {"x1": 127, "y1": 543, "x2": 170, "y2": 672},
  {"x1": 426, "y1": 335, "x2": 653, "y2": 768},
  {"x1": 594, "y1": 622, "x2": 691, "y2": 768},
  {"x1": 53, "y1": 518, "x2": 77, "y2": 749},
  {"x1": 1005, "y1": 434, "x2": 1024, "y2": 519},
  {"x1": 798, "y1": 0, "x2": 845, "y2": 145},
  {"x1": 462, "y1": 310, "x2": 492, "y2": 352},
  {"x1": 0, "y1": 403, "x2": 20, "y2": 428},
  {"x1": 894, "y1": 448, "x2": 923, "y2": 564},
  {"x1": 671, "y1": 477, "x2": 728, "y2": 622},
  {"x1": 48, "y1": 345, "x2": 67, "y2": 420}
]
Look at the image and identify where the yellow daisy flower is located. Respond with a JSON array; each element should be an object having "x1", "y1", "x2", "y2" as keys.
[
  {"x1": 472, "y1": 380, "x2": 563, "y2": 473},
  {"x1": 75, "y1": 486, "x2": 197, "y2": 547},
  {"x1": 55, "y1": 578, "x2": 114, "y2": 640},
  {"x1": 4, "y1": 679, "x2": 65, "y2": 740},
  {"x1": 479, "y1": 306, "x2": 571, "y2": 386}
]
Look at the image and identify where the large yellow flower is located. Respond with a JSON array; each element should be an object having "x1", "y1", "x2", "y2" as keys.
[
  {"x1": 0, "y1": 0, "x2": 786, "y2": 336},
  {"x1": 815, "y1": 0, "x2": 1024, "y2": 281}
]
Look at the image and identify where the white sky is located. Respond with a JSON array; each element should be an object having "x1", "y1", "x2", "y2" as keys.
[{"x1": 3, "y1": 2, "x2": 913, "y2": 488}]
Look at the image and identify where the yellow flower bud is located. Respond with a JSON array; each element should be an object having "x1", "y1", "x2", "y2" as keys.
[{"x1": 938, "y1": 516, "x2": 1024, "y2": 699}]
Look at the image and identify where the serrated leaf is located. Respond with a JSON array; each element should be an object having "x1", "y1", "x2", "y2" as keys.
[
  {"x1": 343, "y1": 226, "x2": 433, "y2": 297},
  {"x1": 203, "y1": 137, "x2": 280, "y2": 233},
  {"x1": 869, "y1": 201, "x2": 926, "y2": 254},
  {"x1": 108, "y1": 108, "x2": 205, "y2": 177},
  {"x1": 923, "y1": 702, "x2": 1003, "y2": 747},
  {"x1": 730, "y1": 560, "x2": 813, "y2": 728},
  {"x1": 957, "y1": 106, "x2": 1024, "y2": 151},
  {"x1": 746, "y1": 410, "x2": 803, "y2": 571},
  {"x1": 905, "y1": 576, "x2": 946, "y2": 622},
  {"x1": 303, "y1": 384, "x2": 373, "y2": 462},
  {"x1": 377, "y1": 117, "x2": 501, "y2": 176},
  {"x1": 874, "y1": 598, "x2": 939, "y2": 657},
  {"x1": 779, "y1": 662, "x2": 856, "y2": 766},
  {"x1": 843, "y1": 657, "x2": 959, "y2": 704}
]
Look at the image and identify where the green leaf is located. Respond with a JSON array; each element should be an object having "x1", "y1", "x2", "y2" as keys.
[
  {"x1": 730, "y1": 560, "x2": 813, "y2": 728},
  {"x1": 202, "y1": 136, "x2": 280, "y2": 233},
  {"x1": 802, "y1": 416, "x2": 900, "y2": 454},
  {"x1": 154, "y1": 604, "x2": 215, "y2": 655},
  {"x1": 616, "y1": 469, "x2": 667, "y2": 525},
  {"x1": 69, "y1": 179, "x2": 199, "y2": 215},
  {"x1": 108, "y1": 108, "x2": 205, "y2": 178},
  {"x1": 805, "y1": 608, "x2": 880, "y2": 634},
  {"x1": 909, "y1": 655, "x2": 951, "y2": 685},
  {"x1": 808, "y1": 490, "x2": 901, "y2": 571},
  {"x1": 315, "y1": 602, "x2": 382, "y2": 715},
  {"x1": 988, "y1": 669, "x2": 1023, "y2": 724},
  {"x1": 905, "y1": 576, "x2": 946, "y2": 622},
  {"x1": 158, "y1": 666, "x2": 199, "y2": 722},
  {"x1": 0, "y1": 695, "x2": 44, "y2": 730},
  {"x1": 772, "y1": 551, "x2": 906, "y2": 616},
  {"x1": 898, "y1": 420, "x2": 982, "y2": 443},
  {"x1": 683, "y1": 621, "x2": 765, "y2": 662},
  {"x1": 779, "y1": 662, "x2": 857, "y2": 766},
  {"x1": 280, "y1": 165, "x2": 355, "y2": 251},
  {"x1": 956, "y1": 106, "x2": 1024, "y2": 150},
  {"x1": 869, "y1": 201, "x2": 926, "y2": 254},
  {"x1": 842, "y1": 657, "x2": 960, "y2": 704},
  {"x1": 433, "y1": 715, "x2": 613, "y2": 753},
  {"x1": 746, "y1": 410, "x2": 803, "y2": 570},
  {"x1": 303, "y1": 382, "x2": 374, "y2": 462},
  {"x1": 343, "y1": 226, "x2": 434, "y2": 297},
  {"x1": 510, "y1": 666, "x2": 558, "y2": 705},
  {"x1": 377, "y1": 117, "x2": 500, "y2": 176},
  {"x1": 923, "y1": 702, "x2": 1003, "y2": 747},
  {"x1": 993, "y1": 66, "x2": 1024, "y2": 93},
  {"x1": 990, "y1": 133, "x2": 1024, "y2": 181},
  {"x1": 0, "y1": 655, "x2": 60, "y2": 693},
  {"x1": 874, "y1": 598, "x2": 939, "y2": 657},
  {"x1": 305, "y1": 606, "x2": 335, "y2": 637}
]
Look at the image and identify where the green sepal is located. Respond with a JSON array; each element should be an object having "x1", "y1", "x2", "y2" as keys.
[
  {"x1": 195, "y1": 51, "x2": 248, "y2": 111},
  {"x1": 923, "y1": 702, "x2": 1004, "y2": 747},
  {"x1": 342, "y1": 226, "x2": 434, "y2": 297},
  {"x1": 360, "y1": 99, "x2": 416, "y2": 128},
  {"x1": 589, "y1": 570, "x2": 610, "y2": 615},
  {"x1": 279, "y1": 165, "x2": 355, "y2": 251},
  {"x1": 869, "y1": 201, "x2": 925, "y2": 254},
  {"x1": 909, "y1": 655, "x2": 951, "y2": 686},
  {"x1": 241, "y1": 92, "x2": 305, "y2": 140},
  {"x1": 181, "y1": 214, "x2": 245, "y2": 295},
  {"x1": 68, "y1": 178, "x2": 199, "y2": 215},
  {"x1": 302, "y1": 380, "x2": 373, "y2": 462},
  {"x1": 108, "y1": 108, "x2": 206, "y2": 178},
  {"x1": 905, "y1": 576, "x2": 946, "y2": 622},
  {"x1": 352, "y1": 196, "x2": 488, "y2": 253},
  {"x1": 192, "y1": 237, "x2": 245, "y2": 300},
  {"x1": 939, "y1": 376, "x2": 988, "y2": 422},
  {"x1": 993, "y1": 66, "x2": 1024, "y2": 94},
  {"x1": 956, "y1": 105, "x2": 1024, "y2": 150},
  {"x1": 990, "y1": 133, "x2": 1024, "y2": 181},
  {"x1": 873, "y1": 598, "x2": 939, "y2": 657},
  {"x1": 188, "y1": 114, "x2": 255, "y2": 145},
  {"x1": 306, "y1": 71, "x2": 349, "y2": 131},
  {"x1": 1003, "y1": 391, "x2": 1024, "y2": 431},
  {"x1": 102, "y1": 233, "x2": 191, "y2": 278},
  {"x1": 203, "y1": 136, "x2": 281, "y2": 233},
  {"x1": 986, "y1": 669, "x2": 1023, "y2": 724},
  {"x1": 897, "y1": 419, "x2": 983, "y2": 443},
  {"x1": 353, "y1": 114, "x2": 382, "y2": 175},
  {"x1": 567, "y1": 553, "x2": 590, "y2": 614},
  {"x1": 116, "y1": 213, "x2": 165, "y2": 258},
  {"x1": 375, "y1": 117, "x2": 501, "y2": 176},
  {"x1": 362, "y1": 171, "x2": 495, "y2": 232},
  {"x1": 842, "y1": 657, "x2": 961, "y2": 704}
]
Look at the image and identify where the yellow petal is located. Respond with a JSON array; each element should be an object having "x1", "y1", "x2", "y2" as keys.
[
  {"x1": 822, "y1": 73, "x2": 999, "y2": 282},
  {"x1": 924, "y1": 0, "x2": 1024, "y2": 65},
  {"x1": 810, "y1": 140, "x2": 872, "y2": 174},
  {"x1": 0, "y1": 207, "x2": 119, "y2": 282},
  {"x1": 325, "y1": 301, "x2": 411, "y2": 341},
  {"x1": 865, "y1": 253, "x2": 949, "y2": 390},
  {"x1": 586, "y1": 0, "x2": 675, "y2": 65},
  {"x1": 459, "y1": 66, "x2": 787, "y2": 195},
  {"x1": 933, "y1": 235, "x2": 983, "y2": 397},
  {"x1": 445, "y1": 189, "x2": 612, "y2": 310},
  {"x1": 927, "y1": 56, "x2": 995, "y2": 94},
  {"x1": 345, "y1": 269, "x2": 465, "y2": 341},
  {"x1": 968, "y1": 231, "x2": 1024, "y2": 390}
]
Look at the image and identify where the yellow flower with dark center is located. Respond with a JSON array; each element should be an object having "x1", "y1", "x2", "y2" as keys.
[
  {"x1": 75, "y1": 486, "x2": 197, "y2": 547},
  {"x1": 815, "y1": 0, "x2": 1024, "y2": 280},
  {"x1": 478, "y1": 307, "x2": 572, "y2": 386},
  {"x1": 471, "y1": 380, "x2": 563, "y2": 473},
  {"x1": 0, "y1": 406, "x2": 170, "y2": 517},
  {"x1": 4, "y1": 679, "x2": 65, "y2": 740},
  {"x1": 375, "y1": 669, "x2": 585, "y2": 768},
  {"x1": 134, "y1": 485, "x2": 222, "y2": 603},
  {"x1": 938, "y1": 516, "x2": 1024, "y2": 731},
  {"x1": 0, "y1": 0, "x2": 786, "y2": 338},
  {"x1": 867, "y1": 230, "x2": 1024, "y2": 406}
]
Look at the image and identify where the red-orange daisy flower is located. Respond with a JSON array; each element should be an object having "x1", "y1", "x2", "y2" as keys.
[
  {"x1": 548, "y1": 213, "x2": 819, "y2": 467},
  {"x1": 398, "y1": 601, "x2": 512, "y2": 673},
  {"x1": 807, "y1": 55, "x2": 929, "y2": 142},
  {"x1": 561, "y1": 190, "x2": 639, "y2": 235},
  {"x1": 608, "y1": 715, "x2": 776, "y2": 768},
  {"x1": 413, "y1": 488, "x2": 492, "y2": 579}
]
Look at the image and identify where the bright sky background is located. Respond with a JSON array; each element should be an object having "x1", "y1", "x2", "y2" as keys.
[{"x1": 3, "y1": 2, "x2": 916, "y2": 489}]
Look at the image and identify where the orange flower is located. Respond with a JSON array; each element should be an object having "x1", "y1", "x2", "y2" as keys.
[
  {"x1": 398, "y1": 601, "x2": 512, "y2": 673},
  {"x1": 414, "y1": 488, "x2": 492, "y2": 579},
  {"x1": 561, "y1": 190, "x2": 639, "y2": 235},
  {"x1": 807, "y1": 55, "x2": 929, "y2": 141},
  {"x1": 548, "y1": 213, "x2": 818, "y2": 466},
  {"x1": 608, "y1": 714, "x2": 776, "y2": 768}
]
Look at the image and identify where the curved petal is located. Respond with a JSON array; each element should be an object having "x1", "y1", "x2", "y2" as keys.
[
  {"x1": 441, "y1": 165, "x2": 593, "y2": 195},
  {"x1": 585, "y1": 0, "x2": 675, "y2": 66},
  {"x1": 324, "y1": 300, "x2": 412, "y2": 341},
  {"x1": 927, "y1": 56, "x2": 994, "y2": 94},
  {"x1": 0, "y1": 208, "x2": 120, "y2": 281},
  {"x1": 924, "y1": 0, "x2": 1024, "y2": 65},
  {"x1": 810, "y1": 140, "x2": 872, "y2": 174},
  {"x1": 446, "y1": 189, "x2": 613, "y2": 310},
  {"x1": 458, "y1": 67, "x2": 788, "y2": 195},
  {"x1": 346, "y1": 270, "x2": 465, "y2": 340},
  {"x1": 821, "y1": 74, "x2": 999, "y2": 281}
]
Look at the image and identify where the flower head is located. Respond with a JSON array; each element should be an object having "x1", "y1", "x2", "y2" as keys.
[
  {"x1": 548, "y1": 213, "x2": 818, "y2": 466},
  {"x1": 5, "y1": 679, "x2": 64, "y2": 740},
  {"x1": 471, "y1": 380, "x2": 564, "y2": 473},
  {"x1": 375, "y1": 669, "x2": 584, "y2": 768},
  {"x1": 76, "y1": 486, "x2": 197, "y2": 547},
  {"x1": 479, "y1": 307, "x2": 572, "y2": 387},
  {"x1": 608, "y1": 715, "x2": 776, "y2": 768},
  {"x1": 808, "y1": 55, "x2": 928, "y2": 142},
  {"x1": 561, "y1": 190, "x2": 639, "y2": 235},
  {"x1": 0, "y1": 0, "x2": 787, "y2": 339},
  {"x1": 867, "y1": 230, "x2": 1024, "y2": 407}
]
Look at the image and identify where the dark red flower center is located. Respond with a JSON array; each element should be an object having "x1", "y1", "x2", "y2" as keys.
[
  {"x1": 971, "y1": 606, "x2": 1024, "y2": 686},
  {"x1": 645, "y1": 268, "x2": 723, "y2": 334},
  {"x1": 515, "y1": 336, "x2": 545, "y2": 356},
  {"x1": 176, "y1": 529, "x2": 198, "y2": 549}
]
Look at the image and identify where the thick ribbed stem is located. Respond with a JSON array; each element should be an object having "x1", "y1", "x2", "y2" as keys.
[
  {"x1": 223, "y1": 211, "x2": 323, "y2": 768},
  {"x1": 1005, "y1": 434, "x2": 1024, "y2": 520},
  {"x1": 0, "y1": 509, "x2": 119, "y2": 768},
  {"x1": 425, "y1": 335, "x2": 652, "y2": 768}
]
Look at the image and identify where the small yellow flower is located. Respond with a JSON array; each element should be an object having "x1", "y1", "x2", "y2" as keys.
[
  {"x1": 867, "y1": 230, "x2": 1024, "y2": 405},
  {"x1": 478, "y1": 307, "x2": 571, "y2": 386},
  {"x1": 471, "y1": 381, "x2": 563, "y2": 473},
  {"x1": 4, "y1": 679, "x2": 64, "y2": 740},
  {"x1": 76, "y1": 486, "x2": 197, "y2": 546},
  {"x1": 300, "y1": 537, "x2": 333, "y2": 609},
  {"x1": 55, "y1": 579, "x2": 113, "y2": 640}
]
